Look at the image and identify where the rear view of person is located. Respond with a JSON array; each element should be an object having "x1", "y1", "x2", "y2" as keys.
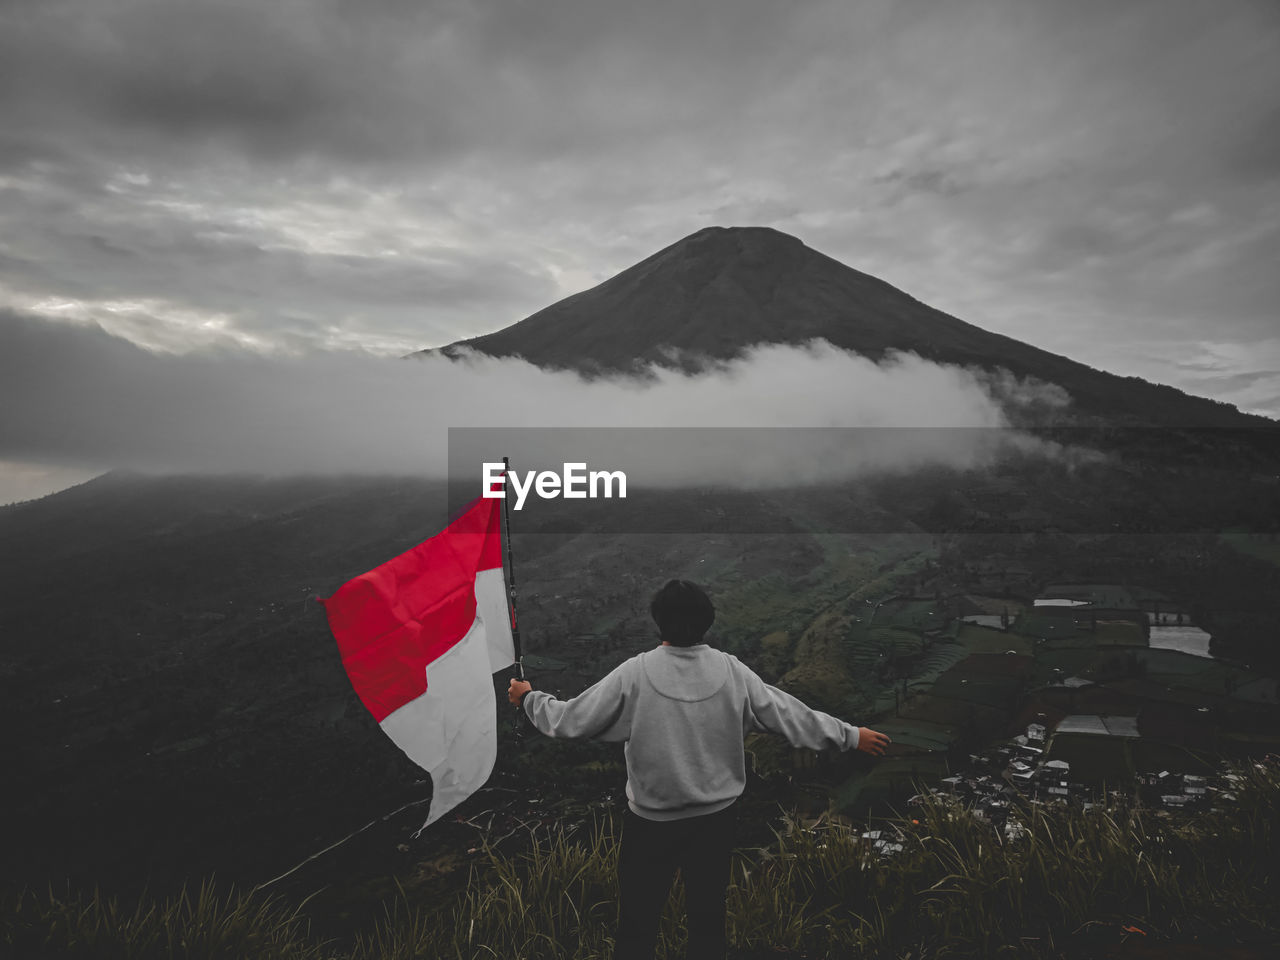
[{"x1": 508, "y1": 579, "x2": 890, "y2": 960}]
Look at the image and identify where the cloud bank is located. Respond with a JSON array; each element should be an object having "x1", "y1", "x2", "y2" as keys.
[{"x1": 0, "y1": 312, "x2": 1078, "y2": 493}]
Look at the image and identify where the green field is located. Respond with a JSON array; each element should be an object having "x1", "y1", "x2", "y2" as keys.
[
  {"x1": 957, "y1": 622, "x2": 1033, "y2": 654},
  {"x1": 1094, "y1": 619, "x2": 1146, "y2": 646},
  {"x1": 949, "y1": 653, "x2": 1033, "y2": 678},
  {"x1": 1027, "y1": 648, "x2": 1097, "y2": 683},
  {"x1": 871, "y1": 717, "x2": 959, "y2": 753},
  {"x1": 931, "y1": 673, "x2": 1021, "y2": 707},
  {"x1": 1146, "y1": 671, "x2": 1238, "y2": 697},
  {"x1": 1011, "y1": 612, "x2": 1087, "y2": 641},
  {"x1": 898, "y1": 694, "x2": 1005, "y2": 730}
]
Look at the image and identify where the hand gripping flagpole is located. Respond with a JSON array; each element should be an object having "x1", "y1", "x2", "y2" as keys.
[{"x1": 501, "y1": 459, "x2": 526, "y2": 738}]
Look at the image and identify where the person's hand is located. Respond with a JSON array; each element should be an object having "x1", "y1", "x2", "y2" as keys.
[
  {"x1": 508, "y1": 678, "x2": 532, "y2": 707},
  {"x1": 856, "y1": 727, "x2": 891, "y2": 756}
]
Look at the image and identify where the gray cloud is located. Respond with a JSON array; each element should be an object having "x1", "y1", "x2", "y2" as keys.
[
  {"x1": 0, "y1": 310, "x2": 1081, "y2": 488},
  {"x1": 0, "y1": 155, "x2": 561, "y2": 350},
  {"x1": 0, "y1": 0, "x2": 1276, "y2": 418},
  {"x1": 0, "y1": 0, "x2": 801, "y2": 170}
]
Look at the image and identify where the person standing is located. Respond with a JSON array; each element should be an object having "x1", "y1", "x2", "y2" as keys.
[{"x1": 508, "y1": 579, "x2": 891, "y2": 959}]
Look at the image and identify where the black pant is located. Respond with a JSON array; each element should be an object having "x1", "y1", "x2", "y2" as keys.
[{"x1": 615, "y1": 802, "x2": 736, "y2": 960}]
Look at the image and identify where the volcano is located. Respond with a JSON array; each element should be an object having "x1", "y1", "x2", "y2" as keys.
[{"x1": 426, "y1": 226, "x2": 1271, "y2": 429}]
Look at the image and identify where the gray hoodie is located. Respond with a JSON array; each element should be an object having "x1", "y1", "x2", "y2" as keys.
[{"x1": 522, "y1": 644, "x2": 861, "y2": 821}]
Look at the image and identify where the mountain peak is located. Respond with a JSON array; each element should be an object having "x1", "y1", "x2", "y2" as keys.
[
  {"x1": 677, "y1": 223, "x2": 807, "y2": 249},
  {"x1": 636, "y1": 225, "x2": 811, "y2": 276},
  {"x1": 434, "y1": 224, "x2": 970, "y2": 374},
  {"x1": 426, "y1": 227, "x2": 1272, "y2": 428}
]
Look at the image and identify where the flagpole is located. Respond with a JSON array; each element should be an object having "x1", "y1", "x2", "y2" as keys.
[{"x1": 501, "y1": 456, "x2": 524, "y2": 682}]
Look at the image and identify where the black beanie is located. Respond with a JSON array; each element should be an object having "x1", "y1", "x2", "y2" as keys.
[{"x1": 650, "y1": 579, "x2": 715, "y2": 647}]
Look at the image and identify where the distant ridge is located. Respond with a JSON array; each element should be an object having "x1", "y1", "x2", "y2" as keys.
[{"x1": 421, "y1": 226, "x2": 1274, "y2": 429}]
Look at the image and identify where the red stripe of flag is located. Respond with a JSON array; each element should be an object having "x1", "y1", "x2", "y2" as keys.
[{"x1": 321, "y1": 496, "x2": 504, "y2": 722}]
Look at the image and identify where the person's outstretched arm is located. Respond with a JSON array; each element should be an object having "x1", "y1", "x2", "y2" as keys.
[
  {"x1": 740, "y1": 663, "x2": 890, "y2": 755},
  {"x1": 507, "y1": 668, "x2": 632, "y2": 741}
]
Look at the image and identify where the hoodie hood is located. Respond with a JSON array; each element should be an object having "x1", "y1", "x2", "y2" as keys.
[{"x1": 640, "y1": 645, "x2": 729, "y2": 702}]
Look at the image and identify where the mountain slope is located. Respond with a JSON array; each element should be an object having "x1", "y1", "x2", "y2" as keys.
[{"x1": 427, "y1": 226, "x2": 1272, "y2": 429}]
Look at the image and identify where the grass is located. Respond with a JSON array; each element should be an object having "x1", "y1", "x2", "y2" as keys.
[
  {"x1": 7, "y1": 762, "x2": 1277, "y2": 959},
  {"x1": 0, "y1": 880, "x2": 331, "y2": 959}
]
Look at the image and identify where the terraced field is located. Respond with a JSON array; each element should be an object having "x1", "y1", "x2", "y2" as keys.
[
  {"x1": 1011, "y1": 611, "x2": 1088, "y2": 641},
  {"x1": 842, "y1": 622, "x2": 887, "y2": 671},
  {"x1": 904, "y1": 642, "x2": 972, "y2": 692},
  {"x1": 869, "y1": 625, "x2": 926, "y2": 656}
]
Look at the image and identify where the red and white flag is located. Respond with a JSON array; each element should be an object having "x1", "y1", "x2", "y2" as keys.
[{"x1": 321, "y1": 496, "x2": 515, "y2": 828}]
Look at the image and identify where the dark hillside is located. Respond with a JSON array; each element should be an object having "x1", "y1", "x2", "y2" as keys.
[{"x1": 0, "y1": 473, "x2": 863, "y2": 896}]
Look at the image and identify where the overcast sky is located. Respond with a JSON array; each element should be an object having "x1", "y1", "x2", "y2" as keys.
[{"x1": 2, "y1": 0, "x2": 1278, "y2": 501}]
